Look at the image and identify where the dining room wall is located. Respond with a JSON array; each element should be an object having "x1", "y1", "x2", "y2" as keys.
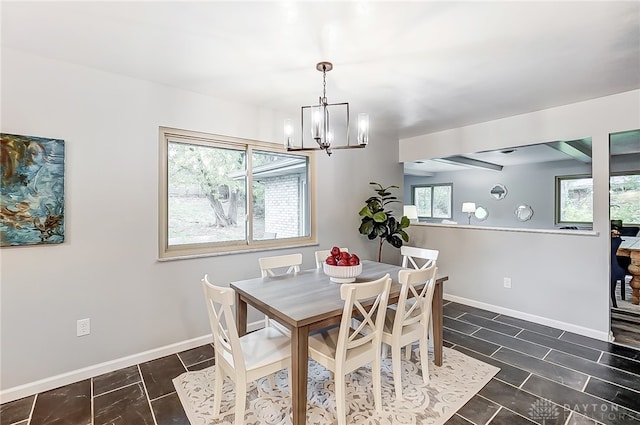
[
  {"x1": 0, "y1": 47, "x2": 402, "y2": 397},
  {"x1": 400, "y1": 89, "x2": 640, "y2": 341}
]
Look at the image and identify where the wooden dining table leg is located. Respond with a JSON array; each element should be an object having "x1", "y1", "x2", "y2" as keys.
[
  {"x1": 629, "y1": 251, "x2": 640, "y2": 305},
  {"x1": 290, "y1": 325, "x2": 309, "y2": 425},
  {"x1": 432, "y1": 282, "x2": 443, "y2": 366},
  {"x1": 235, "y1": 292, "x2": 247, "y2": 336}
]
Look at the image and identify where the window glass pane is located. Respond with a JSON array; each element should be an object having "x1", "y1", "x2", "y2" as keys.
[
  {"x1": 252, "y1": 151, "x2": 310, "y2": 239},
  {"x1": 167, "y1": 141, "x2": 246, "y2": 246},
  {"x1": 433, "y1": 185, "x2": 452, "y2": 218},
  {"x1": 559, "y1": 177, "x2": 593, "y2": 223},
  {"x1": 610, "y1": 174, "x2": 640, "y2": 225},
  {"x1": 414, "y1": 187, "x2": 432, "y2": 217}
]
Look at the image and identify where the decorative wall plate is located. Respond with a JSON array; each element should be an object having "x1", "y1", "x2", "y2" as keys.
[
  {"x1": 514, "y1": 204, "x2": 534, "y2": 221},
  {"x1": 490, "y1": 184, "x2": 507, "y2": 200}
]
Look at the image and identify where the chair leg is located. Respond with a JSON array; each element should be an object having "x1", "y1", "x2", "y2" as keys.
[
  {"x1": 419, "y1": 336, "x2": 430, "y2": 384},
  {"x1": 392, "y1": 344, "x2": 403, "y2": 401},
  {"x1": 611, "y1": 279, "x2": 619, "y2": 308},
  {"x1": 404, "y1": 344, "x2": 412, "y2": 360},
  {"x1": 335, "y1": 373, "x2": 347, "y2": 425},
  {"x1": 268, "y1": 373, "x2": 276, "y2": 388},
  {"x1": 372, "y1": 351, "x2": 383, "y2": 414},
  {"x1": 234, "y1": 377, "x2": 247, "y2": 425},
  {"x1": 213, "y1": 366, "x2": 224, "y2": 418}
]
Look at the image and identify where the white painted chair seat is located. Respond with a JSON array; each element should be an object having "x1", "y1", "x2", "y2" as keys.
[{"x1": 219, "y1": 327, "x2": 292, "y2": 372}]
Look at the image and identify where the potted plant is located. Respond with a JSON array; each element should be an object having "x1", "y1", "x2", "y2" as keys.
[{"x1": 358, "y1": 182, "x2": 410, "y2": 262}]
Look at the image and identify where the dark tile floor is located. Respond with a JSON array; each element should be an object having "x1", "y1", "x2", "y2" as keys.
[{"x1": 2, "y1": 301, "x2": 640, "y2": 425}]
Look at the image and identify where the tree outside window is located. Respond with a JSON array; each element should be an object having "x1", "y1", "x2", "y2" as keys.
[{"x1": 556, "y1": 172, "x2": 640, "y2": 225}]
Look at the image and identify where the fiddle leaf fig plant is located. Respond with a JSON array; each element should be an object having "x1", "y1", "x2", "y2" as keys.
[{"x1": 358, "y1": 182, "x2": 410, "y2": 262}]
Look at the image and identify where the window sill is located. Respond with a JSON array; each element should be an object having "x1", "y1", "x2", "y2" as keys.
[{"x1": 409, "y1": 221, "x2": 599, "y2": 236}]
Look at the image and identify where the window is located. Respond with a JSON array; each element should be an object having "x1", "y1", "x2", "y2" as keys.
[
  {"x1": 159, "y1": 127, "x2": 315, "y2": 259},
  {"x1": 610, "y1": 172, "x2": 640, "y2": 226},
  {"x1": 411, "y1": 184, "x2": 453, "y2": 219},
  {"x1": 555, "y1": 172, "x2": 640, "y2": 225}
]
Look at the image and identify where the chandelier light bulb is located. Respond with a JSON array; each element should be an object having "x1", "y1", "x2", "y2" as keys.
[
  {"x1": 358, "y1": 113, "x2": 369, "y2": 146},
  {"x1": 284, "y1": 118, "x2": 294, "y2": 148},
  {"x1": 312, "y1": 107, "x2": 322, "y2": 141}
]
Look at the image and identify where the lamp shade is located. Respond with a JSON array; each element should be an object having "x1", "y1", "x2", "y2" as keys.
[
  {"x1": 462, "y1": 202, "x2": 476, "y2": 213},
  {"x1": 403, "y1": 205, "x2": 418, "y2": 220}
]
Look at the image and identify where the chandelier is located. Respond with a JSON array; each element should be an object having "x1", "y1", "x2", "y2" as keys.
[{"x1": 284, "y1": 61, "x2": 369, "y2": 156}]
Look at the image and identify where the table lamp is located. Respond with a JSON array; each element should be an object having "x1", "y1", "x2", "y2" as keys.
[
  {"x1": 462, "y1": 202, "x2": 476, "y2": 224},
  {"x1": 403, "y1": 205, "x2": 419, "y2": 223}
]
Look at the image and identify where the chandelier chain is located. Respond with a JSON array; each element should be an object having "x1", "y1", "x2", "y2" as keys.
[{"x1": 322, "y1": 66, "x2": 327, "y2": 103}]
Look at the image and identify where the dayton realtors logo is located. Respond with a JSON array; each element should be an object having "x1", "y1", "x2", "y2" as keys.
[{"x1": 528, "y1": 398, "x2": 560, "y2": 424}]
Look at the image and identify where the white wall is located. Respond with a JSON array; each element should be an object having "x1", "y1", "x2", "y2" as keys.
[
  {"x1": 400, "y1": 90, "x2": 640, "y2": 342},
  {"x1": 0, "y1": 48, "x2": 403, "y2": 396}
]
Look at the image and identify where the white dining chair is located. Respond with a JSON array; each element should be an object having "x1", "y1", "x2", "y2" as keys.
[
  {"x1": 201, "y1": 275, "x2": 291, "y2": 425},
  {"x1": 400, "y1": 245, "x2": 439, "y2": 359},
  {"x1": 258, "y1": 253, "x2": 303, "y2": 277},
  {"x1": 258, "y1": 253, "x2": 303, "y2": 332},
  {"x1": 382, "y1": 265, "x2": 437, "y2": 400},
  {"x1": 401, "y1": 245, "x2": 439, "y2": 270},
  {"x1": 308, "y1": 273, "x2": 392, "y2": 425},
  {"x1": 314, "y1": 247, "x2": 349, "y2": 268}
]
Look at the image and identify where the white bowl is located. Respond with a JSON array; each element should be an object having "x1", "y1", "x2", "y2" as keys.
[{"x1": 322, "y1": 263, "x2": 363, "y2": 283}]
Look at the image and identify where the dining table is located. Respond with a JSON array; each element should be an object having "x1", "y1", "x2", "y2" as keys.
[
  {"x1": 618, "y1": 236, "x2": 640, "y2": 304},
  {"x1": 230, "y1": 259, "x2": 449, "y2": 425}
]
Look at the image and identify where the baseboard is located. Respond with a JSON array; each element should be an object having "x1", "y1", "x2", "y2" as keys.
[
  {"x1": 444, "y1": 294, "x2": 611, "y2": 342},
  {"x1": 0, "y1": 319, "x2": 265, "y2": 404}
]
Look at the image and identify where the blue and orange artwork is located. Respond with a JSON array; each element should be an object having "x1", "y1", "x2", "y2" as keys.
[{"x1": 1, "y1": 133, "x2": 65, "y2": 246}]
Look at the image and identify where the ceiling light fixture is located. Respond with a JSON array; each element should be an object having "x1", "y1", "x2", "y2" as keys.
[{"x1": 284, "y1": 61, "x2": 369, "y2": 156}]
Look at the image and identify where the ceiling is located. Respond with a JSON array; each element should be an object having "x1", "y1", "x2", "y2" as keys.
[
  {"x1": 2, "y1": 1, "x2": 639, "y2": 140},
  {"x1": 404, "y1": 129, "x2": 640, "y2": 176}
]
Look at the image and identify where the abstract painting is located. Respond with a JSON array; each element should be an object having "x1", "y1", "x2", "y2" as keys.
[{"x1": 1, "y1": 133, "x2": 65, "y2": 246}]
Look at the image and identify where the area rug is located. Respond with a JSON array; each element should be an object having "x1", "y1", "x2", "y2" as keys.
[{"x1": 173, "y1": 346, "x2": 499, "y2": 425}]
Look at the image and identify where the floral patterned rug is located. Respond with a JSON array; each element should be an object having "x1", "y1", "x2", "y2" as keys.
[{"x1": 173, "y1": 346, "x2": 499, "y2": 425}]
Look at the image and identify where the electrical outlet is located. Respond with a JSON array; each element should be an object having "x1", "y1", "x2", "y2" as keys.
[
  {"x1": 77, "y1": 318, "x2": 90, "y2": 336},
  {"x1": 503, "y1": 277, "x2": 512, "y2": 289}
]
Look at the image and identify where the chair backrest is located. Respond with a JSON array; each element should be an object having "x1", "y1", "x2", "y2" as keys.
[
  {"x1": 201, "y1": 275, "x2": 245, "y2": 374},
  {"x1": 401, "y1": 245, "x2": 439, "y2": 270},
  {"x1": 393, "y1": 265, "x2": 438, "y2": 336},
  {"x1": 335, "y1": 273, "x2": 392, "y2": 363},
  {"x1": 315, "y1": 248, "x2": 349, "y2": 268},
  {"x1": 259, "y1": 253, "x2": 303, "y2": 277}
]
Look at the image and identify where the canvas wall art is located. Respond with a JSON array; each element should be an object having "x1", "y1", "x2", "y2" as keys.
[{"x1": 1, "y1": 133, "x2": 65, "y2": 246}]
